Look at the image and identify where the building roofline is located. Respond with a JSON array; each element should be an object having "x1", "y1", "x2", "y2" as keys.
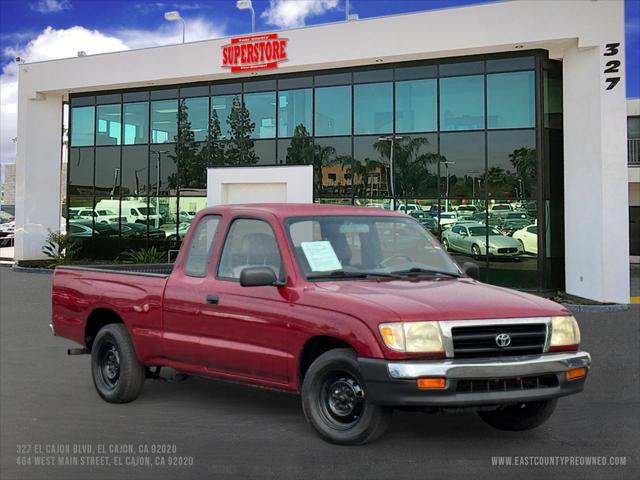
[{"x1": 21, "y1": 0, "x2": 507, "y2": 66}]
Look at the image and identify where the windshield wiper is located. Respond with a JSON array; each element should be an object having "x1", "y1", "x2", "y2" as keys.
[
  {"x1": 307, "y1": 270, "x2": 400, "y2": 280},
  {"x1": 389, "y1": 267, "x2": 462, "y2": 278}
]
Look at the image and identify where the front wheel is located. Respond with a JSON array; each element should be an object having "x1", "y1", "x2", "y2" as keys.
[
  {"x1": 478, "y1": 399, "x2": 557, "y2": 431},
  {"x1": 472, "y1": 244, "x2": 482, "y2": 260},
  {"x1": 441, "y1": 238, "x2": 450, "y2": 251},
  {"x1": 91, "y1": 324, "x2": 146, "y2": 403},
  {"x1": 301, "y1": 349, "x2": 392, "y2": 445}
]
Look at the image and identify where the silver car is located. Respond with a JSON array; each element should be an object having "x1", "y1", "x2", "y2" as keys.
[{"x1": 441, "y1": 222, "x2": 523, "y2": 259}]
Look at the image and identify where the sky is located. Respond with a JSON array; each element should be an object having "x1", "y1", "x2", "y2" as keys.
[{"x1": 0, "y1": 0, "x2": 639, "y2": 171}]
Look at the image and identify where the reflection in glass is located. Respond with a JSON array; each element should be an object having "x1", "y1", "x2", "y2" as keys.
[
  {"x1": 182, "y1": 97, "x2": 209, "y2": 141},
  {"x1": 487, "y1": 71, "x2": 535, "y2": 129},
  {"x1": 391, "y1": 134, "x2": 439, "y2": 199},
  {"x1": 244, "y1": 91, "x2": 276, "y2": 139},
  {"x1": 68, "y1": 196, "x2": 96, "y2": 239},
  {"x1": 487, "y1": 129, "x2": 536, "y2": 200},
  {"x1": 352, "y1": 136, "x2": 391, "y2": 200},
  {"x1": 225, "y1": 96, "x2": 257, "y2": 165},
  {"x1": 278, "y1": 89, "x2": 312, "y2": 138},
  {"x1": 395, "y1": 79, "x2": 437, "y2": 133},
  {"x1": 279, "y1": 126, "x2": 314, "y2": 165},
  {"x1": 94, "y1": 146, "x2": 121, "y2": 196},
  {"x1": 252, "y1": 140, "x2": 276, "y2": 165},
  {"x1": 354, "y1": 82, "x2": 392, "y2": 134},
  {"x1": 121, "y1": 145, "x2": 149, "y2": 196},
  {"x1": 71, "y1": 106, "x2": 95, "y2": 146},
  {"x1": 174, "y1": 101, "x2": 206, "y2": 192},
  {"x1": 315, "y1": 86, "x2": 351, "y2": 136},
  {"x1": 151, "y1": 145, "x2": 177, "y2": 196},
  {"x1": 314, "y1": 137, "x2": 352, "y2": 197},
  {"x1": 96, "y1": 104, "x2": 121, "y2": 145},
  {"x1": 123, "y1": 102, "x2": 149, "y2": 145},
  {"x1": 212, "y1": 95, "x2": 240, "y2": 139},
  {"x1": 69, "y1": 148, "x2": 94, "y2": 195},
  {"x1": 439, "y1": 132, "x2": 485, "y2": 202},
  {"x1": 440, "y1": 75, "x2": 484, "y2": 131},
  {"x1": 151, "y1": 99, "x2": 178, "y2": 143}
]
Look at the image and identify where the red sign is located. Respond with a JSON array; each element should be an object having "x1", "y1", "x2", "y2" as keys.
[{"x1": 221, "y1": 33, "x2": 288, "y2": 72}]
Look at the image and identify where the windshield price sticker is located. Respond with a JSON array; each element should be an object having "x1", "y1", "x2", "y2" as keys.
[{"x1": 301, "y1": 241, "x2": 342, "y2": 272}]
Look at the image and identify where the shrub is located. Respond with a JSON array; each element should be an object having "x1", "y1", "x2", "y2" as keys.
[
  {"x1": 120, "y1": 247, "x2": 167, "y2": 264},
  {"x1": 42, "y1": 230, "x2": 78, "y2": 266}
]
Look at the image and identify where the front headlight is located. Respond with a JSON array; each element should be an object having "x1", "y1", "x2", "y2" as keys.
[
  {"x1": 549, "y1": 315, "x2": 581, "y2": 350},
  {"x1": 379, "y1": 321, "x2": 444, "y2": 353}
]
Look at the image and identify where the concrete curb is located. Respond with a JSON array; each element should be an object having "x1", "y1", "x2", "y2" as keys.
[{"x1": 562, "y1": 303, "x2": 630, "y2": 313}]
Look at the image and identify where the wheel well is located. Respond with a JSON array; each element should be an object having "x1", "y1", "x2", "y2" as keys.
[
  {"x1": 85, "y1": 308, "x2": 123, "y2": 350},
  {"x1": 299, "y1": 336, "x2": 354, "y2": 383}
]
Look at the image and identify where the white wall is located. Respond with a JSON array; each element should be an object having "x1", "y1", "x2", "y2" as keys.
[{"x1": 207, "y1": 166, "x2": 313, "y2": 206}]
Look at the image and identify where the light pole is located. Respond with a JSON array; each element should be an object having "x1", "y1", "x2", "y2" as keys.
[
  {"x1": 164, "y1": 11, "x2": 186, "y2": 43},
  {"x1": 236, "y1": 0, "x2": 255, "y2": 33},
  {"x1": 378, "y1": 135, "x2": 403, "y2": 210},
  {"x1": 439, "y1": 161, "x2": 455, "y2": 212},
  {"x1": 153, "y1": 150, "x2": 168, "y2": 229}
]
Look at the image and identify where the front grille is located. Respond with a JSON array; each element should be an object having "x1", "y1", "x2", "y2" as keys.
[
  {"x1": 451, "y1": 323, "x2": 546, "y2": 358},
  {"x1": 497, "y1": 247, "x2": 518, "y2": 254},
  {"x1": 456, "y1": 374, "x2": 558, "y2": 394}
]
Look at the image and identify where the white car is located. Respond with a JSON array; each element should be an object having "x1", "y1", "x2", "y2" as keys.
[
  {"x1": 512, "y1": 224, "x2": 538, "y2": 255},
  {"x1": 69, "y1": 208, "x2": 121, "y2": 224},
  {"x1": 0, "y1": 220, "x2": 15, "y2": 235},
  {"x1": 397, "y1": 203, "x2": 423, "y2": 213},
  {"x1": 438, "y1": 212, "x2": 458, "y2": 230}
]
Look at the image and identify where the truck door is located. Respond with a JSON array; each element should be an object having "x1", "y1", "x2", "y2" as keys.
[
  {"x1": 198, "y1": 217, "x2": 291, "y2": 385},
  {"x1": 162, "y1": 214, "x2": 222, "y2": 366}
]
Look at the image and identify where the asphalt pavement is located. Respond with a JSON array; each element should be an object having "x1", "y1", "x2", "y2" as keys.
[{"x1": 1, "y1": 267, "x2": 638, "y2": 480}]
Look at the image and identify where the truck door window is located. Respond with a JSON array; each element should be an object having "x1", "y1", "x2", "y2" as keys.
[
  {"x1": 184, "y1": 215, "x2": 221, "y2": 277},
  {"x1": 218, "y1": 219, "x2": 283, "y2": 280}
]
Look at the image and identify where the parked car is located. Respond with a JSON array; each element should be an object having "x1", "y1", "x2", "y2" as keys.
[
  {"x1": 441, "y1": 222, "x2": 523, "y2": 259},
  {"x1": 397, "y1": 203, "x2": 423, "y2": 213},
  {"x1": 178, "y1": 210, "x2": 197, "y2": 223},
  {"x1": 501, "y1": 218, "x2": 531, "y2": 236},
  {"x1": 0, "y1": 220, "x2": 15, "y2": 236},
  {"x1": 165, "y1": 222, "x2": 191, "y2": 242},
  {"x1": 420, "y1": 217, "x2": 441, "y2": 237},
  {"x1": 456, "y1": 205, "x2": 481, "y2": 219},
  {"x1": 69, "y1": 207, "x2": 122, "y2": 224},
  {"x1": 68, "y1": 220, "x2": 120, "y2": 238},
  {"x1": 469, "y1": 212, "x2": 504, "y2": 228},
  {"x1": 489, "y1": 204, "x2": 513, "y2": 218},
  {"x1": 96, "y1": 200, "x2": 163, "y2": 225},
  {"x1": 121, "y1": 222, "x2": 166, "y2": 239},
  {"x1": 513, "y1": 224, "x2": 538, "y2": 255},
  {"x1": 437, "y1": 212, "x2": 458, "y2": 230},
  {"x1": 51, "y1": 204, "x2": 589, "y2": 445}
]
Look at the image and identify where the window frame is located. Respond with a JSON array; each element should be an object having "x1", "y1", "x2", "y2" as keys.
[{"x1": 215, "y1": 216, "x2": 285, "y2": 283}]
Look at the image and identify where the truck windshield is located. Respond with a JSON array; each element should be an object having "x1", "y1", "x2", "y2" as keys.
[{"x1": 286, "y1": 216, "x2": 460, "y2": 279}]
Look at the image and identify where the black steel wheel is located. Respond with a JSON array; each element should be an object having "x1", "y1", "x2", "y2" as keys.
[
  {"x1": 302, "y1": 349, "x2": 392, "y2": 445},
  {"x1": 91, "y1": 324, "x2": 145, "y2": 403}
]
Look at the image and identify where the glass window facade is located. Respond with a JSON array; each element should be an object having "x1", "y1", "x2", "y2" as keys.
[{"x1": 68, "y1": 52, "x2": 562, "y2": 292}]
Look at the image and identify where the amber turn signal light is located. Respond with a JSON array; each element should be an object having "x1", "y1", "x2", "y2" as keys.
[
  {"x1": 417, "y1": 378, "x2": 446, "y2": 389},
  {"x1": 566, "y1": 367, "x2": 586, "y2": 381}
]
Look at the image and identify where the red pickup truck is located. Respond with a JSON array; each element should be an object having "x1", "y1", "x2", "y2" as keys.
[{"x1": 51, "y1": 204, "x2": 590, "y2": 445}]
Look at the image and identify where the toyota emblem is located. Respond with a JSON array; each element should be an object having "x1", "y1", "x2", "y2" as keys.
[{"x1": 495, "y1": 333, "x2": 511, "y2": 348}]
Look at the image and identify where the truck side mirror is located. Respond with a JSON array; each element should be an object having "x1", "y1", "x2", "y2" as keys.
[
  {"x1": 240, "y1": 266, "x2": 278, "y2": 287},
  {"x1": 461, "y1": 262, "x2": 480, "y2": 281}
]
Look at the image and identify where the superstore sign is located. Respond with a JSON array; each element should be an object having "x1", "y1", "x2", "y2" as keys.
[{"x1": 221, "y1": 33, "x2": 288, "y2": 72}]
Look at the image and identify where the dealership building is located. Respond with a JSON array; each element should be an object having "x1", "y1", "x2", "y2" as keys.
[{"x1": 14, "y1": 0, "x2": 630, "y2": 303}]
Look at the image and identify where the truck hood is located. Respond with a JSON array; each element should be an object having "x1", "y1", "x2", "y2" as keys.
[{"x1": 313, "y1": 278, "x2": 569, "y2": 323}]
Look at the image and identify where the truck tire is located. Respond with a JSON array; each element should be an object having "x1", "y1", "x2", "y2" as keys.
[
  {"x1": 91, "y1": 324, "x2": 145, "y2": 403},
  {"x1": 478, "y1": 399, "x2": 557, "y2": 431},
  {"x1": 301, "y1": 348, "x2": 392, "y2": 445}
]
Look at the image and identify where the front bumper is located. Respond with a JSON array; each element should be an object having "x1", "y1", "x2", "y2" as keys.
[{"x1": 358, "y1": 351, "x2": 590, "y2": 408}]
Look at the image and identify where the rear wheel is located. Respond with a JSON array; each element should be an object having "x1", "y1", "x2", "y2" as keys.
[
  {"x1": 441, "y1": 238, "x2": 450, "y2": 251},
  {"x1": 91, "y1": 324, "x2": 145, "y2": 403},
  {"x1": 301, "y1": 349, "x2": 392, "y2": 445},
  {"x1": 478, "y1": 400, "x2": 557, "y2": 431}
]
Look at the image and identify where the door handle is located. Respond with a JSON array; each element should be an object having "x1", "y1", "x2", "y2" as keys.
[{"x1": 206, "y1": 294, "x2": 219, "y2": 305}]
